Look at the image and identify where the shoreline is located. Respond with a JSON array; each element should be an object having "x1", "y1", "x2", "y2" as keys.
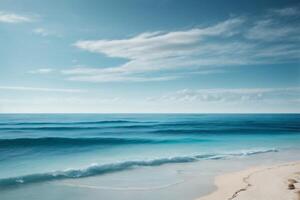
[{"x1": 197, "y1": 161, "x2": 300, "y2": 200}]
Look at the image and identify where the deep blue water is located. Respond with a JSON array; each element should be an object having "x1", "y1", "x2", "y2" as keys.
[{"x1": 0, "y1": 114, "x2": 299, "y2": 188}]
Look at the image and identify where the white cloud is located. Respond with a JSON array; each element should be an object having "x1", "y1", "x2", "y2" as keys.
[
  {"x1": 1, "y1": 87, "x2": 298, "y2": 113},
  {"x1": 148, "y1": 87, "x2": 300, "y2": 103},
  {"x1": 245, "y1": 18, "x2": 300, "y2": 41},
  {"x1": 29, "y1": 68, "x2": 54, "y2": 74},
  {"x1": 0, "y1": 11, "x2": 32, "y2": 23},
  {"x1": 246, "y1": 5, "x2": 300, "y2": 41},
  {"x1": 271, "y1": 6, "x2": 300, "y2": 16},
  {"x1": 33, "y1": 28, "x2": 61, "y2": 37},
  {"x1": 61, "y1": 67, "x2": 179, "y2": 82},
  {"x1": 65, "y1": 5, "x2": 300, "y2": 82},
  {"x1": 74, "y1": 17, "x2": 244, "y2": 58},
  {"x1": 0, "y1": 86, "x2": 84, "y2": 93},
  {"x1": 0, "y1": 97, "x2": 119, "y2": 104},
  {"x1": 68, "y1": 18, "x2": 249, "y2": 82}
]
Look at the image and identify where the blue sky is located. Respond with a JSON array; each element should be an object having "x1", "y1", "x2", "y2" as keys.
[{"x1": 0, "y1": 0, "x2": 299, "y2": 113}]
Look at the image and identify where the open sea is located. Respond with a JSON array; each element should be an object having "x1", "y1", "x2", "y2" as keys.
[{"x1": 0, "y1": 114, "x2": 300, "y2": 200}]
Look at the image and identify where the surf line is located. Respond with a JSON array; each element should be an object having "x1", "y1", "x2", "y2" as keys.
[{"x1": 56, "y1": 180, "x2": 185, "y2": 191}]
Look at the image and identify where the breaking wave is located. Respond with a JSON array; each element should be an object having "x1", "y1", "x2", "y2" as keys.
[{"x1": 0, "y1": 148, "x2": 278, "y2": 188}]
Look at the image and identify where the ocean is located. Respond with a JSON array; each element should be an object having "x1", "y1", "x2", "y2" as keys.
[{"x1": 0, "y1": 114, "x2": 300, "y2": 200}]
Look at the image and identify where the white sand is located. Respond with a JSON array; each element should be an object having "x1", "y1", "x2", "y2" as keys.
[{"x1": 197, "y1": 162, "x2": 300, "y2": 200}]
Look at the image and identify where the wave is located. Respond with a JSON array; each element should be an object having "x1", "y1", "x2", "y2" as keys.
[
  {"x1": 150, "y1": 127, "x2": 300, "y2": 135},
  {"x1": 0, "y1": 148, "x2": 278, "y2": 188},
  {"x1": 1, "y1": 120, "x2": 298, "y2": 133},
  {"x1": 0, "y1": 137, "x2": 203, "y2": 148},
  {"x1": 0, "y1": 137, "x2": 210, "y2": 148},
  {"x1": 0, "y1": 124, "x2": 154, "y2": 131},
  {"x1": 0, "y1": 120, "x2": 146, "y2": 126}
]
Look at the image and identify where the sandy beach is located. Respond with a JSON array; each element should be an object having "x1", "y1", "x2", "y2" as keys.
[{"x1": 198, "y1": 161, "x2": 300, "y2": 200}]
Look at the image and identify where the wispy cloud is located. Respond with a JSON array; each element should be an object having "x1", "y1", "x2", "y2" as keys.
[
  {"x1": 0, "y1": 86, "x2": 84, "y2": 93},
  {"x1": 29, "y1": 68, "x2": 54, "y2": 74},
  {"x1": 61, "y1": 67, "x2": 179, "y2": 82},
  {"x1": 0, "y1": 11, "x2": 32, "y2": 23},
  {"x1": 0, "y1": 97, "x2": 119, "y2": 104},
  {"x1": 271, "y1": 6, "x2": 300, "y2": 16},
  {"x1": 70, "y1": 17, "x2": 245, "y2": 82},
  {"x1": 245, "y1": 18, "x2": 300, "y2": 41},
  {"x1": 33, "y1": 28, "x2": 61, "y2": 37},
  {"x1": 65, "y1": 5, "x2": 300, "y2": 82},
  {"x1": 148, "y1": 87, "x2": 300, "y2": 103}
]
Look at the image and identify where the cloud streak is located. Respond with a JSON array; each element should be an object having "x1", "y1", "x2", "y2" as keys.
[
  {"x1": 0, "y1": 11, "x2": 32, "y2": 23},
  {"x1": 70, "y1": 18, "x2": 246, "y2": 82},
  {"x1": 0, "y1": 86, "x2": 84, "y2": 93},
  {"x1": 271, "y1": 6, "x2": 300, "y2": 16},
  {"x1": 29, "y1": 68, "x2": 54, "y2": 74},
  {"x1": 148, "y1": 87, "x2": 300, "y2": 103},
  {"x1": 33, "y1": 28, "x2": 61, "y2": 37},
  {"x1": 63, "y1": 5, "x2": 300, "y2": 82}
]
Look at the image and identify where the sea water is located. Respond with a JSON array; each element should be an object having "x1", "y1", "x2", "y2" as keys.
[{"x1": 0, "y1": 114, "x2": 299, "y2": 199}]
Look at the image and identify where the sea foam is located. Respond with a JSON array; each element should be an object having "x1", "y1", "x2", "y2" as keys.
[{"x1": 0, "y1": 148, "x2": 278, "y2": 188}]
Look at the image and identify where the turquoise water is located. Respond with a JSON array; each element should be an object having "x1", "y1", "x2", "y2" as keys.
[{"x1": 0, "y1": 114, "x2": 299, "y2": 189}]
